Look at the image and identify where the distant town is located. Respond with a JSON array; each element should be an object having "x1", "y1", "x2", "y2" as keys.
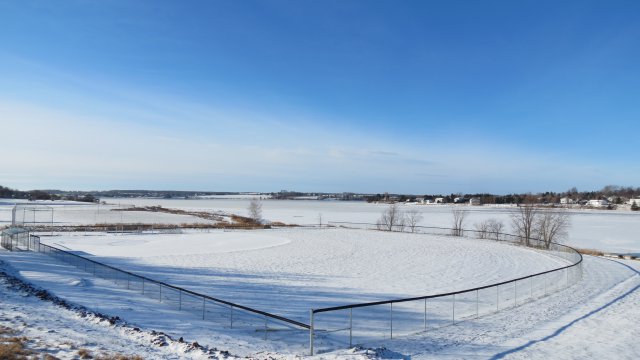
[{"x1": 1, "y1": 185, "x2": 639, "y2": 211}]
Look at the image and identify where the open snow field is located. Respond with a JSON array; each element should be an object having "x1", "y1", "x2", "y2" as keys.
[
  {"x1": 1, "y1": 199, "x2": 639, "y2": 358},
  {"x1": 1, "y1": 233, "x2": 638, "y2": 359},
  {"x1": 0, "y1": 202, "x2": 218, "y2": 227},
  {"x1": 2, "y1": 198, "x2": 639, "y2": 253},
  {"x1": 42, "y1": 228, "x2": 571, "y2": 320}
]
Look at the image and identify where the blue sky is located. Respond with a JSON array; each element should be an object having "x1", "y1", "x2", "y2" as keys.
[{"x1": 1, "y1": 1, "x2": 638, "y2": 194}]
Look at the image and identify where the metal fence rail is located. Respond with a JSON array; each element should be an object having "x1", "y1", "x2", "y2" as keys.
[
  {"x1": 310, "y1": 222, "x2": 583, "y2": 355},
  {"x1": 3, "y1": 232, "x2": 309, "y2": 341},
  {"x1": 1, "y1": 228, "x2": 37, "y2": 251}
]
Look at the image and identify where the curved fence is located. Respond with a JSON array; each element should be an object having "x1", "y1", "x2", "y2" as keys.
[
  {"x1": 1, "y1": 231, "x2": 309, "y2": 342},
  {"x1": 310, "y1": 222, "x2": 583, "y2": 355},
  {"x1": 2, "y1": 225, "x2": 582, "y2": 356}
]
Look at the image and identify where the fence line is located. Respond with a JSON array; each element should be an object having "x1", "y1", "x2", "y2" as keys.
[
  {"x1": 1, "y1": 230, "x2": 309, "y2": 338},
  {"x1": 310, "y1": 222, "x2": 583, "y2": 355},
  {"x1": 1, "y1": 225, "x2": 583, "y2": 356}
]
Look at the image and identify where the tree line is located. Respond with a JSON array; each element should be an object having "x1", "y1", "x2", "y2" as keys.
[
  {"x1": 376, "y1": 203, "x2": 570, "y2": 249},
  {"x1": 366, "y1": 185, "x2": 640, "y2": 204},
  {"x1": 0, "y1": 185, "x2": 96, "y2": 203}
]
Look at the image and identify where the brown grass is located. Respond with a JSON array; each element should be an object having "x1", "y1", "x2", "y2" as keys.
[
  {"x1": 229, "y1": 215, "x2": 259, "y2": 226},
  {"x1": 95, "y1": 354, "x2": 143, "y2": 360},
  {"x1": 0, "y1": 336, "x2": 31, "y2": 359},
  {"x1": 77, "y1": 348, "x2": 93, "y2": 359},
  {"x1": 576, "y1": 248, "x2": 605, "y2": 256},
  {"x1": 0, "y1": 326, "x2": 15, "y2": 336}
]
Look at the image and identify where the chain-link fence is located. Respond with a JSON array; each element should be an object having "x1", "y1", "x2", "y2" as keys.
[
  {"x1": 310, "y1": 222, "x2": 583, "y2": 355},
  {"x1": 2, "y1": 225, "x2": 583, "y2": 356},
  {"x1": 2, "y1": 230, "x2": 310, "y2": 343},
  {"x1": 1, "y1": 228, "x2": 39, "y2": 251}
]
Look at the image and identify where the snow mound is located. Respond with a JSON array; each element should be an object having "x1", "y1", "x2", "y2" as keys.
[{"x1": 67, "y1": 278, "x2": 91, "y2": 287}]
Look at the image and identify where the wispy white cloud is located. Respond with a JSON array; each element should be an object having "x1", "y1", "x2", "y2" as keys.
[
  {"x1": 0, "y1": 56, "x2": 634, "y2": 193},
  {"x1": 0, "y1": 97, "x2": 626, "y2": 193}
]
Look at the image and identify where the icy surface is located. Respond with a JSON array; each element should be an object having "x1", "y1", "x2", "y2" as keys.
[
  {"x1": 2, "y1": 198, "x2": 639, "y2": 253},
  {"x1": 1, "y1": 199, "x2": 639, "y2": 358}
]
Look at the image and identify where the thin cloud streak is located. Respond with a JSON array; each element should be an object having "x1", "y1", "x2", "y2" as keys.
[{"x1": 0, "y1": 96, "x2": 621, "y2": 194}]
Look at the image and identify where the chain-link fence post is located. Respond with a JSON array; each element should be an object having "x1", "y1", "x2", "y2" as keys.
[
  {"x1": 349, "y1": 308, "x2": 353, "y2": 347},
  {"x1": 309, "y1": 310, "x2": 315, "y2": 356},
  {"x1": 452, "y1": 294, "x2": 456, "y2": 324},
  {"x1": 424, "y1": 298, "x2": 427, "y2": 331}
]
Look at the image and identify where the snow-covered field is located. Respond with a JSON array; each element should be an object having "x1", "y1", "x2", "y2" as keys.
[
  {"x1": 2, "y1": 198, "x2": 639, "y2": 253},
  {"x1": 1, "y1": 199, "x2": 639, "y2": 359},
  {"x1": 40, "y1": 228, "x2": 571, "y2": 319},
  {"x1": 0, "y1": 203, "x2": 219, "y2": 227},
  {"x1": 1, "y1": 232, "x2": 638, "y2": 359}
]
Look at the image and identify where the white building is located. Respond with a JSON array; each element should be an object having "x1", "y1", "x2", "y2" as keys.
[
  {"x1": 587, "y1": 199, "x2": 609, "y2": 207},
  {"x1": 434, "y1": 197, "x2": 445, "y2": 204},
  {"x1": 629, "y1": 199, "x2": 640, "y2": 206},
  {"x1": 469, "y1": 198, "x2": 481, "y2": 206},
  {"x1": 560, "y1": 197, "x2": 574, "y2": 205}
]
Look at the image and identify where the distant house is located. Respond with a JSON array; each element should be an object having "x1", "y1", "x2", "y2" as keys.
[
  {"x1": 469, "y1": 198, "x2": 481, "y2": 206},
  {"x1": 434, "y1": 197, "x2": 445, "y2": 204},
  {"x1": 587, "y1": 199, "x2": 609, "y2": 207},
  {"x1": 453, "y1": 197, "x2": 468, "y2": 204},
  {"x1": 607, "y1": 196, "x2": 627, "y2": 204},
  {"x1": 629, "y1": 199, "x2": 640, "y2": 206},
  {"x1": 560, "y1": 197, "x2": 575, "y2": 205}
]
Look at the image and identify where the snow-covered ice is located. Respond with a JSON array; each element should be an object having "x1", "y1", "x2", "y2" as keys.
[
  {"x1": 2, "y1": 198, "x2": 639, "y2": 253},
  {"x1": 0, "y1": 199, "x2": 638, "y2": 358}
]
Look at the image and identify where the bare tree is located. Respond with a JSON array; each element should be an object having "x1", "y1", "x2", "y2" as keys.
[
  {"x1": 451, "y1": 209, "x2": 467, "y2": 236},
  {"x1": 405, "y1": 208, "x2": 423, "y2": 233},
  {"x1": 248, "y1": 198, "x2": 263, "y2": 224},
  {"x1": 510, "y1": 204, "x2": 538, "y2": 246},
  {"x1": 474, "y1": 220, "x2": 490, "y2": 239},
  {"x1": 536, "y1": 209, "x2": 571, "y2": 249},
  {"x1": 487, "y1": 218, "x2": 505, "y2": 241},
  {"x1": 396, "y1": 216, "x2": 406, "y2": 232},
  {"x1": 376, "y1": 203, "x2": 404, "y2": 231}
]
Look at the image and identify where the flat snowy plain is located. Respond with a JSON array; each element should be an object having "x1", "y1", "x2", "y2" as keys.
[
  {"x1": 0, "y1": 199, "x2": 639, "y2": 359},
  {"x1": 41, "y1": 228, "x2": 571, "y2": 320},
  {"x1": 2, "y1": 198, "x2": 638, "y2": 254}
]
